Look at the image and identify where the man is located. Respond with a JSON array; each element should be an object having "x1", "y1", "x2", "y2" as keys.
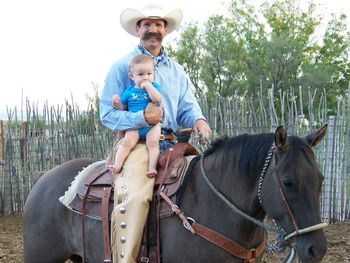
[{"x1": 100, "y1": 4, "x2": 212, "y2": 263}]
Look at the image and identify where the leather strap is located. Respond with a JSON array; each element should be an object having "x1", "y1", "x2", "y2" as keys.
[
  {"x1": 156, "y1": 150, "x2": 173, "y2": 263},
  {"x1": 81, "y1": 169, "x2": 110, "y2": 263},
  {"x1": 159, "y1": 191, "x2": 195, "y2": 234},
  {"x1": 159, "y1": 191, "x2": 265, "y2": 262},
  {"x1": 101, "y1": 186, "x2": 113, "y2": 262},
  {"x1": 81, "y1": 180, "x2": 91, "y2": 263},
  {"x1": 192, "y1": 223, "x2": 265, "y2": 262}
]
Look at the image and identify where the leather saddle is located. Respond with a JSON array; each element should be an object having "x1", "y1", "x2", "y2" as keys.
[
  {"x1": 68, "y1": 142, "x2": 199, "y2": 262},
  {"x1": 69, "y1": 142, "x2": 198, "y2": 219},
  {"x1": 69, "y1": 167, "x2": 114, "y2": 220}
]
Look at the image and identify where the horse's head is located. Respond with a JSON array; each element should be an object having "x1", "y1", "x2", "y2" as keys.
[{"x1": 260, "y1": 125, "x2": 328, "y2": 263}]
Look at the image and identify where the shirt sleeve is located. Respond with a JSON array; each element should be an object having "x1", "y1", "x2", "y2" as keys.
[
  {"x1": 100, "y1": 62, "x2": 148, "y2": 132},
  {"x1": 176, "y1": 73, "x2": 206, "y2": 128}
]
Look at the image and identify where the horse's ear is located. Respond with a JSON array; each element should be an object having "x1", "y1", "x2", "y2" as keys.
[
  {"x1": 305, "y1": 124, "x2": 328, "y2": 147},
  {"x1": 274, "y1": 126, "x2": 288, "y2": 151}
]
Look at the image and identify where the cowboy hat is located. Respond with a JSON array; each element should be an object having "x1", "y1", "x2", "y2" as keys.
[{"x1": 120, "y1": 4, "x2": 183, "y2": 37}]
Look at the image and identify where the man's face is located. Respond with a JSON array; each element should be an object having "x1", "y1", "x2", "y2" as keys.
[{"x1": 136, "y1": 19, "x2": 168, "y2": 51}]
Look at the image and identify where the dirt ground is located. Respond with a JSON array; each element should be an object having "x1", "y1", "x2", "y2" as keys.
[{"x1": 1, "y1": 215, "x2": 350, "y2": 263}]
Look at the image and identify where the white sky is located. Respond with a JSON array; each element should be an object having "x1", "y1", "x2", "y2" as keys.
[{"x1": 0, "y1": 0, "x2": 349, "y2": 120}]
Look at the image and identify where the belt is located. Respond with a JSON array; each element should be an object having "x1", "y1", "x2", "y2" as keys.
[
  {"x1": 160, "y1": 128, "x2": 175, "y2": 141},
  {"x1": 159, "y1": 134, "x2": 175, "y2": 141}
]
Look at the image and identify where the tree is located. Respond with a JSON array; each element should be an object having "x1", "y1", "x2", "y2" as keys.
[
  {"x1": 168, "y1": 23, "x2": 204, "y2": 95},
  {"x1": 258, "y1": 0, "x2": 320, "y2": 92},
  {"x1": 201, "y1": 15, "x2": 248, "y2": 102},
  {"x1": 169, "y1": 0, "x2": 350, "y2": 113},
  {"x1": 301, "y1": 14, "x2": 350, "y2": 110}
]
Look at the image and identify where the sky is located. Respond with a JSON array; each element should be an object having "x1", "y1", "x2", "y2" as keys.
[{"x1": 0, "y1": 0, "x2": 349, "y2": 120}]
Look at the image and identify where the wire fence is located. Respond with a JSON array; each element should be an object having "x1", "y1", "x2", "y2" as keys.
[{"x1": 0, "y1": 87, "x2": 349, "y2": 223}]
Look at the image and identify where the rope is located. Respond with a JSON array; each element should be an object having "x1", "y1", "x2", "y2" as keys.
[
  {"x1": 284, "y1": 222, "x2": 328, "y2": 241},
  {"x1": 199, "y1": 154, "x2": 277, "y2": 233}
]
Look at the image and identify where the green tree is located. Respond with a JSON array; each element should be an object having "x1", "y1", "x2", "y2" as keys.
[
  {"x1": 201, "y1": 15, "x2": 248, "y2": 102},
  {"x1": 228, "y1": 0, "x2": 267, "y2": 93},
  {"x1": 258, "y1": 0, "x2": 320, "y2": 92},
  {"x1": 302, "y1": 14, "x2": 350, "y2": 110},
  {"x1": 168, "y1": 23, "x2": 204, "y2": 95},
  {"x1": 169, "y1": 0, "x2": 350, "y2": 113}
]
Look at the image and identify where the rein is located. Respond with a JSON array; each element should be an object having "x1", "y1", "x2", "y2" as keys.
[{"x1": 199, "y1": 153, "x2": 277, "y2": 233}]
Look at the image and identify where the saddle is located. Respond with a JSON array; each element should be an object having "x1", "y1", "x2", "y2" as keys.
[
  {"x1": 69, "y1": 166, "x2": 114, "y2": 262},
  {"x1": 69, "y1": 142, "x2": 199, "y2": 262}
]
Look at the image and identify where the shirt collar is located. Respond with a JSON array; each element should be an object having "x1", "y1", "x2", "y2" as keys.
[{"x1": 137, "y1": 44, "x2": 169, "y2": 69}]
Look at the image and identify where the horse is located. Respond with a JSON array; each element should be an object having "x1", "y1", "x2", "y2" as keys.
[{"x1": 23, "y1": 125, "x2": 328, "y2": 263}]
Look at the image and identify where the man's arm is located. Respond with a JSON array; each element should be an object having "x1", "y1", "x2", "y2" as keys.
[{"x1": 176, "y1": 75, "x2": 212, "y2": 143}]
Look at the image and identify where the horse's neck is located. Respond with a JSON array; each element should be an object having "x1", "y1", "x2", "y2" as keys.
[{"x1": 184, "y1": 156, "x2": 265, "y2": 248}]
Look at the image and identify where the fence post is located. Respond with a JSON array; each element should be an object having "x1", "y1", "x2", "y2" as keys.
[
  {"x1": 0, "y1": 120, "x2": 4, "y2": 164},
  {"x1": 0, "y1": 120, "x2": 4, "y2": 214},
  {"x1": 20, "y1": 122, "x2": 29, "y2": 164},
  {"x1": 322, "y1": 116, "x2": 336, "y2": 222}
]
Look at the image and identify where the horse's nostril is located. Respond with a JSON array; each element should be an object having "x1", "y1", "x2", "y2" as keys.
[
  {"x1": 306, "y1": 244, "x2": 326, "y2": 262},
  {"x1": 307, "y1": 245, "x2": 316, "y2": 259}
]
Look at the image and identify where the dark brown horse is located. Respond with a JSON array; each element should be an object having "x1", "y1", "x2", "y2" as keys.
[{"x1": 23, "y1": 126, "x2": 328, "y2": 262}]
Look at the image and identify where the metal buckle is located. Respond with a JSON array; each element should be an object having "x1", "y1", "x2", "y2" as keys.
[
  {"x1": 140, "y1": 256, "x2": 150, "y2": 263},
  {"x1": 159, "y1": 134, "x2": 165, "y2": 141},
  {"x1": 183, "y1": 217, "x2": 195, "y2": 230},
  {"x1": 171, "y1": 204, "x2": 179, "y2": 212}
]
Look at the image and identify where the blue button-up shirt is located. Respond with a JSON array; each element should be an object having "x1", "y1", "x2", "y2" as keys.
[{"x1": 100, "y1": 46, "x2": 205, "y2": 132}]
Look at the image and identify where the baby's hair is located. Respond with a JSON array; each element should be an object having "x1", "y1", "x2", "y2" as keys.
[{"x1": 129, "y1": 55, "x2": 154, "y2": 71}]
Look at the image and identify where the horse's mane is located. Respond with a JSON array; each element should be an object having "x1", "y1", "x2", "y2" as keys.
[
  {"x1": 203, "y1": 133, "x2": 275, "y2": 179},
  {"x1": 176, "y1": 133, "x2": 275, "y2": 204}
]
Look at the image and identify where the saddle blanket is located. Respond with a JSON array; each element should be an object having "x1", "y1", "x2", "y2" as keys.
[
  {"x1": 59, "y1": 160, "x2": 107, "y2": 220},
  {"x1": 59, "y1": 154, "x2": 197, "y2": 220}
]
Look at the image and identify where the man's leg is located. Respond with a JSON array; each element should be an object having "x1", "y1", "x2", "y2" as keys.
[{"x1": 111, "y1": 143, "x2": 155, "y2": 263}]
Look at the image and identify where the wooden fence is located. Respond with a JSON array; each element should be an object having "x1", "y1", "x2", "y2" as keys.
[
  {"x1": 0, "y1": 100, "x2": 115, "y2": 214},
  {"x1": 0, "y1": 87, "x2": 349, "y2": 223}
]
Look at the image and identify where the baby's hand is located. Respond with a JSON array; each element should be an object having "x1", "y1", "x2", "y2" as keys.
[
  {"x1": 140, "y1": 82, "x2": 153, "y2": 90},
  {"x1": 107, "y1": 164, "x2": 121, "y2": 174},
  {"x1": 112, "y1": 95, "x2": 123, "y2": 109}
]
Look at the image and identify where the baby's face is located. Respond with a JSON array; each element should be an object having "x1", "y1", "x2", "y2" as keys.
[{"x1": 130, "y1": 61, "x2": 155, "y2": 88}]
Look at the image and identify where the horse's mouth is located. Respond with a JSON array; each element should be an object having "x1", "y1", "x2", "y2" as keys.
[{"x1": 267, "y1": 220, "x2": 326, "y2": 263}]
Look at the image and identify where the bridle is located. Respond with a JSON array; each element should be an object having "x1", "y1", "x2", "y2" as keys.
[{"x1": 200, "y1": 142, "x2": 327, "y2": 244}]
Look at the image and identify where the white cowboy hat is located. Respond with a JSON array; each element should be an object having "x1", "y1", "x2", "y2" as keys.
[{"x1": 120, "y1": 4, "x2": 183, "y2": 37}]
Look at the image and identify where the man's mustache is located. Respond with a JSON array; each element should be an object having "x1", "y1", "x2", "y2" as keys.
[{"x1": 142, "y1": 32, "x2": 163, "y2": 41}]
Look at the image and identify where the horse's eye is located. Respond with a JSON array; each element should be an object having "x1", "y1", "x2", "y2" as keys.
[{"x1": 283, "y1": 178, "x2": 293, "y2": 188}]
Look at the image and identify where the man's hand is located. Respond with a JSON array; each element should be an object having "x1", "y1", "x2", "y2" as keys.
[
  {"x1": 144, "y1": 102, "x2": 162, "y2": 124},
  {"x1": 193, "y1": 119, "x2": 212, "y2": 144}
]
